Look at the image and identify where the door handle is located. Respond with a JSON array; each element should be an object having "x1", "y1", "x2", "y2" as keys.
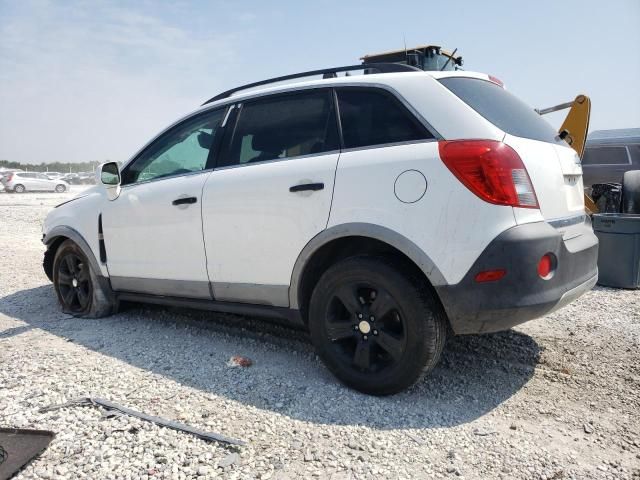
[
  {"x1": 172, "y1": 196, "x2": 197, "y2": 206},
  {"x1": 289, "y1": 183, "x2": 324, "y2": 193}
]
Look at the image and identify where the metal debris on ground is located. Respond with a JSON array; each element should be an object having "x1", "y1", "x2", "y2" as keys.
[{"x1": 39, "y1": 397, "x2": 245, "y2": 446}]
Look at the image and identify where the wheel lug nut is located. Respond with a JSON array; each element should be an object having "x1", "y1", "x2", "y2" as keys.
[
  {"x1": 369, "y1": 316, "x2": 374, "y2": 321},
  {"x1": 373, "y1": 330, "x2": 378, "y2": 335},
  {"x1": 363, "y1": 335, "x2": 368, "y2": 340},
  {"x1": 354, "y1": 325, "x2": 359, "y2": 331},
  {"x1": 357, "y1": 313, "x2": 363, "y2": 319}
]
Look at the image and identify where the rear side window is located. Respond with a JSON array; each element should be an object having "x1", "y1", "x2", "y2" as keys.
[
  {"x1": 439, "y1": 77, "x2": 562, "y2": 144},
  {"x1": 582, "y1": 146, "x2": 631, "y2": 165},
  {"x1": 336, "y1": 88, "x2": 432, "y2": 149},
  {"x1": 222, "y1": 89, "x2": 339, "y2": 167}
]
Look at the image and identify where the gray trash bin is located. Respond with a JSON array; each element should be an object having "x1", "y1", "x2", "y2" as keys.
[{"x1": 592, "y1": 213, "x2": 640, "y2": 289}]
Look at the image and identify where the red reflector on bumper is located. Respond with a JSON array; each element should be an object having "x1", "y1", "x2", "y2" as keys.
[
  {"x1": 538, "y1": 253, "x2": 556, "y2": 279},
  {"x1": 474, "y1": 269, "x2": 506, "y2": 283}
]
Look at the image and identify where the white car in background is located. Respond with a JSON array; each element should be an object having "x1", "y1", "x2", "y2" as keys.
[
  {"x1": 2, "y1": 171, "x2": 69, "y2": 193},
  {"x1": 45, "y1": 171, "x2": 64, "y2": 180},
  {"x1": 41, "y1": 63, "x2": 598, "y2": 394}
]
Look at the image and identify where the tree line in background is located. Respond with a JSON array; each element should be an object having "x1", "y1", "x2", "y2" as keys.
[{"x1": 0, "y1": 159, "x2": 103, "y2": 173}]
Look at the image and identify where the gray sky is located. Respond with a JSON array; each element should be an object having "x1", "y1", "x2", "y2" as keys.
[{"x1": 1, "y1": 0, "x2": 639, "y2": 164}]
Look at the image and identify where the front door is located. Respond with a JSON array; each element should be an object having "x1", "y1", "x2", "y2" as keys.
[
  {"x1": 102, "y1": 107, "x2": 227, "y2": 298},
  {"x1": 201, "y1": 89, "x2": 341, "y2": 306}
]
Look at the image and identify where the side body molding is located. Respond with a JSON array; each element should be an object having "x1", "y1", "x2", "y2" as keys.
[
  {"x1": 288, "y1": 222, "x2": 447, "y2": 309},
  {"x1": 43, "y1": 225, "x2": 105, "y2": 280}
]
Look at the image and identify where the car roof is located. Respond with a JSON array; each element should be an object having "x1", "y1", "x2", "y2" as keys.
[
  {"x1": 194, "y1": 69, "x2": 489, "y2": 114},
  {"x1": 587, "y1": 128, "x2": 640, "y2": 146}
]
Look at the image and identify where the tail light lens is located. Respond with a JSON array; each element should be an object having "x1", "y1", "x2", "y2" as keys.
[
  {"x1": 438, "y1": 140, "x2": 539, "y2": 209},
  {"x1": 4, "y1": 173, "x2": 13, "y2": 182}
]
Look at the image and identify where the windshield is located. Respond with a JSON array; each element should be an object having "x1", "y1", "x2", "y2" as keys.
[
  {"x1": 423, "y1": 54, "x2": 456, "y2": 71},
  {"x1": 439, "y1": 77, "x2": 563, "y2": 144}
]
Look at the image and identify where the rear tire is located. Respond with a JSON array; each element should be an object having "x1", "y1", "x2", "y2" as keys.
[
  {"x1": 621, "y1": 170, "x2": 640, "y2": 214},
  {"x1": 308, "y1": 256, "x2": 447, "y2": 395},
  {"x1": 53, "y1": 240, "x2": 115, "y2": 318},
  {"x1": 55, "y1": 184, "x2": 66, "y2": 193},
  {"x1": 14, "y1": 184, "x2": 25, "y2": 193}
]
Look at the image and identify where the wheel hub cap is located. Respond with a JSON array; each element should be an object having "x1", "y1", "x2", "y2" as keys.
[{"x1": 358, "y1": 320, "x2": 371, "y2": 334}]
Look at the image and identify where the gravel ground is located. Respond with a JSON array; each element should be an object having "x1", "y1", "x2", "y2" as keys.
[{"x1": 0, "y1": 188, "x2": 639, "y2": 480}]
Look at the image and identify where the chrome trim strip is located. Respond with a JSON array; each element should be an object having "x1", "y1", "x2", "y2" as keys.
[
  {"x1": 213, "y1": 149, "x2": 340, "y2": 171},
  {"x1": 547, "y1": 214, "x2": 587, "y2": 229}
]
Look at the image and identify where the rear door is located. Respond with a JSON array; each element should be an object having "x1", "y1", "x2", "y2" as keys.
[{"x1": 201, "y1": 88, "x2": 340, "y2": 306}]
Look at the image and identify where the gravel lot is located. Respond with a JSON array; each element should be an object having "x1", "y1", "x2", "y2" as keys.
[{"x1": 0, "y1": 188, "x2": 639, "y2": 479}]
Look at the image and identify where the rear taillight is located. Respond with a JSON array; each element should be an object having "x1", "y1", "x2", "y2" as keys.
[
  {"x1": 438, "y1": 140, "x2": 539, "y2": 209},
  {"x1": 5, "y1": 173, "x2": 13, "y2": 182}
]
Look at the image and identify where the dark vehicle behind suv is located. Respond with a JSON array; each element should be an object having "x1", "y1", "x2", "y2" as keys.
[{"x1": 582, "y1": 128, "x2": 640, "y2": 188}]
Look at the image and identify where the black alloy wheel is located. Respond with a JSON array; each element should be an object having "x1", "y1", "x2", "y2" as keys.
[
  {"x1": 309, "y1": 256, "x2": 447, "y2": 395},
  {"x1": 55, "y1": 252, "x2": 93, "y2": 313},
  {"x1": 325, "y1": 282, "x2": 406, "y2": 373}
]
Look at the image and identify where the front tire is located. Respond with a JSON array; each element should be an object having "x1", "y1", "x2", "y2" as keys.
[
  {"x1": 55, "y1": 184, "x2": 66, "y2": 193},
  {"x1": 53, "y1": 240, "x2": 115, "y2": 318},
  {"x1": 308, "y1": 256, "x2": 447, "y2": 395},
  {"x1": 14, "y1": 184, "x2": 25, "y2": 193}
]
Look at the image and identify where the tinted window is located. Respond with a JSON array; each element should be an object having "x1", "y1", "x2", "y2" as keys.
[
  {"x1": 582, "y1": 146, "x2": 630, "y2": 165},
  {"x1": 122, "y1": 108, "x2": 226, "y2": 185},
  {"x1": 439, "y1": 77, "x2": 562, "y2": 144},
  {"x1": 337, "y1": 89, "x2": 431, "y2": 149},
  {"x1": 222, "y1": 90, "x2": 339, "y2": 167}
]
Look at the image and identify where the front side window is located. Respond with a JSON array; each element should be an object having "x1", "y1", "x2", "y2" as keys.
[
  {"x1": 336, "y1": 88, "x2": 432, "y2": 149},
  {"x1": 582, "y1": 146, "x2": 631, "y2": 166},
  {"x1": 221, "y1": 89, "x2": 339, "y2": 167},
  {"x1": 122, "y1": 108, "x2": 226, "y2": 185}
]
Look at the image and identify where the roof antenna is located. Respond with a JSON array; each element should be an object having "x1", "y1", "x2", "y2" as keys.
[{"x1": 403, "y1": 35, "x2": 408, "y2": 63}]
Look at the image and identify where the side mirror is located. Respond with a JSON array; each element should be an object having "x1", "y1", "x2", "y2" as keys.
[{"x1": 97, "y1": 162, "x2": 121, "y2": 200}]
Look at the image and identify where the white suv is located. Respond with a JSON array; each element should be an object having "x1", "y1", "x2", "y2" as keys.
[{"x1": 42, "y1": 64, "x2": 598, "y2": 394}]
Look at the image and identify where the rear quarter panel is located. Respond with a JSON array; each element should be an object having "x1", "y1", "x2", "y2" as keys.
[{"x1": 328, "y1": 141, "x2": 518, "y2": 285}]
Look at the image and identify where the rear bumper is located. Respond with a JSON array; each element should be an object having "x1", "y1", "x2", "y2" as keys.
[{"x1": 435, "y1": 219, "x2": 599, "y2": 334}]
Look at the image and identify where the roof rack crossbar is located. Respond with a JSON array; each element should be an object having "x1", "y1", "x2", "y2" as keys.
[{"x1": 202, "y1": 63, "x2": 421, "y2": 105}]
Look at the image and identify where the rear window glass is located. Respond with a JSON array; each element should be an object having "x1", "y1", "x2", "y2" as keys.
[
  {"x1": 582, "y1": 146, "x2": 631, "y2": 165},
  {"x1": 336, "y1": 88, "x2": 433, "y2": 149},
  {"x1": 439, "y1": 77, "x2": 562, "y2": 144}
]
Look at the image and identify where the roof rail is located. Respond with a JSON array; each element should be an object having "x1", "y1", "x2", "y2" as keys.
[{"x1": 201, "y1": 63, "x2": 421, "y2": 105}]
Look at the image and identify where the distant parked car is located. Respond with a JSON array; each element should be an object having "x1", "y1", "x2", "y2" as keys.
[
  {"x1": 45, "y1": 171, "x2": 63, "y2": 180},
  {"x1": 77, "y1": 172, "x2": 96, "y2": 184},
  {"x1": 1, "y1": 172, "x2": 69, "y2": 193},
  {"x1": 582, "y1": 129, "x2": 640, "y2": 188}
]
